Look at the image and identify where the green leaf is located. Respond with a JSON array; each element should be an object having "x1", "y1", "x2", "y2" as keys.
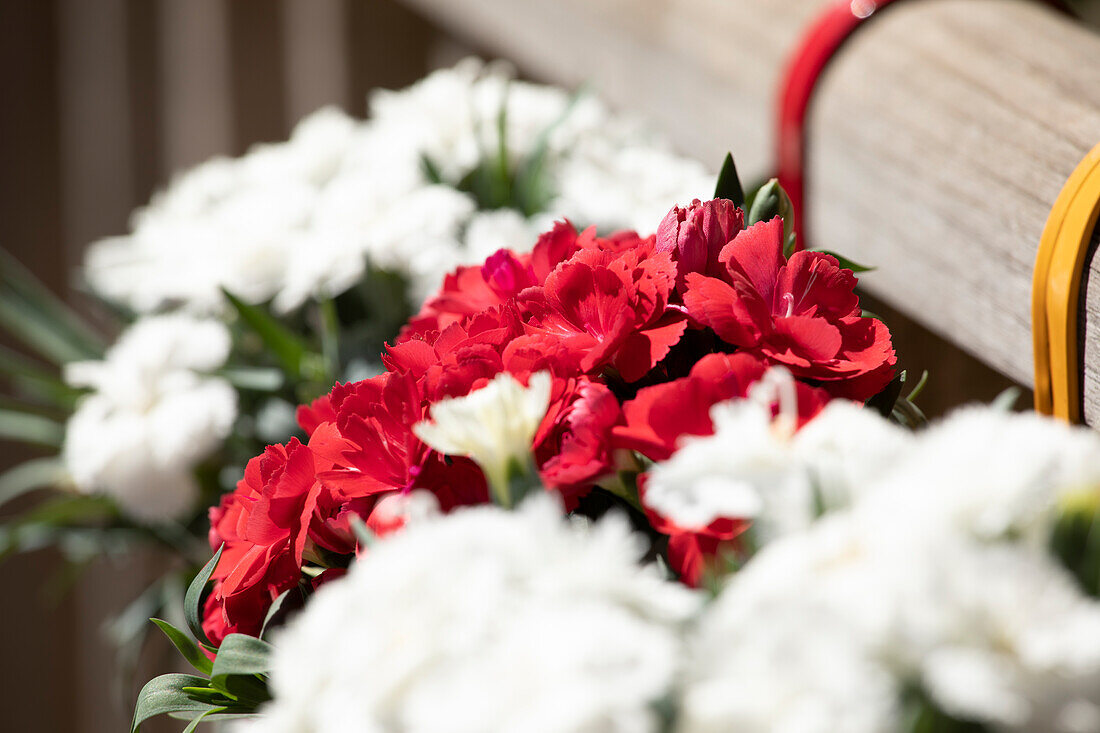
[
  {"x1": 317, "y1": 296, "x2": 340, "y2": 383},
  {"x1": 0, "y1": 247, "x2": 105, "y2": 364},
  {"x1": 180, "y1": 686, "x2": 232, "y2": 703},
  {"x1": 152, "y1": 618, "x2": 214, "y2": 676},
  {"x1": 209, "y1": 634, "x2": 273, "y2": 704},
  {"x1": 420, "y1": 154, "x2": 444, "y2": 185},
  {"x1": 219, "y1": 366, "x2": 285, "y2": 392},
  {"x1": 784, "y1": 232, "x2": 798, "y2": 260},
  {"x1": 0, "y1": 344, "x2": 82, "y2": 408},
  {"x1": 181, "y1": 706, "x2": 226, "y2": 733},
  {"x1": 746, "y1": 179, "x2": 795, "y2": 254},
  {"x1": 906, "y1": 370, "x2": 930, "y2": 403},
  {"x1": 891, "y1": 397, "x2": 929, "y2": 430},
  {"x1": 713, "y1": 153, "x2": 745, "y2": 207},
  {"x1": 349, "y1": 514, "x2": 376, "y2": 549},
  {"x1": 7, "y1": 492, "x2": 117, "y2": 528},
  {"x1": 260, "y1": 588, "x2": 292, "y2": 639},
  {"x1": 866, "y1": 371, "x2": 905, "y2": 419},
  {"x1": 0, "y1": 457, "x2": 66, "y2": 507},
  {"x1": 491, "y1": 88, "x2": 513, "y2": 208},
  {"x1": 186, "y1": 545, "x2": 224, "y2": 647},
  {"x1": 807, "y1": 247, "x2": 875, "y2": 273},
  {"x1": 991, "y1": 386, "x2": 1022, "y2": 412},
  {"x1": 130, "y1": 673, "x2": 220, "y2": 732},
  {"x1": 513, "y1": 87, "x2": 585, "y2": 216},
  {"x1": 0, "y1": 408, "x2": 63, "y2": 448},
  {"x1": 221, "y1": 289, "x2": 311, "y2": 378},
  {"x1": 210, "y1": 633, "x2": 273, "y2": 681}
]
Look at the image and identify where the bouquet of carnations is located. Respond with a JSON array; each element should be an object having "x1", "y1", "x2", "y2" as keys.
[
  {"x1": 131, "y1": 136, "x2": 1068, "y2": 732},
  {"x1": 0, "y1": 59, "x2": 715, "y2": 654}
]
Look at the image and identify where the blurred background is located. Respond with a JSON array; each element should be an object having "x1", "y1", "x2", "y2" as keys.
[{"x1": 2, "y1": 1, "x2": 1099, "y2": 731}]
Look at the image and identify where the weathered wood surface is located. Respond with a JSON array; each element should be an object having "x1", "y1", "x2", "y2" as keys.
[
  {"x1": 398, "y1": 0, "x2": 831, "y2": 178},
  {"x1": 808, "y1": 0, "x2": 1100, "y2": 419},
  {"x1": 398, "y1": 0, "x2": 1100, "y2": 420}
]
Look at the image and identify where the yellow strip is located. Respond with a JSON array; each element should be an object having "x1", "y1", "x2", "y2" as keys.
[{"x1": 1033, "y1": 143, "x2": 1100, "y2": 423}]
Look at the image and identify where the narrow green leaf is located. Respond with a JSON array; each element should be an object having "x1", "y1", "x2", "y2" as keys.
[
  {"x1": 180, "y1": 686, "x2": 233, "y2": 703},
  {"x1": 784, "y1": 232, "x2": 798, "y2": 260},
  {"x1": 0, "y1": 247, "x2": 105, "y2": 363},
  {"x1": 492, "y1": 87, "x2": 513, "y2": 208},
  {"x1": 131, "y1": 673, "x2": 218, "y2": 732},
  {"x1": 0, "y1": 344, "x2": 82, "y2": 408},
  {"x1": 808, "y1": 247, "x2": 875, "y2": 273},
  {"x1": 991, "y1": 386, "x2": 1023, "y2": 412},
  {"x1": 152, "y1": 618, "x2": 214, "y2": 676},
  {"x1": 906, "y1": 370, "x2": 930, "y2": 403},
  {"x1": 0, "y1": 343, "x2": 58, "y2": 381},
  {"x1": 186, "y1": 545, "x2": 224, "y2": 646},
  {"x1": 318, "y1": 297, "x2": 340, "y2": 383},
  {"x1": 209, "y1": 634, "x2": 274, "y2": 704},
  {"x1": 7, "y1": 493, "x2": 117, "y2": 528},
  {"x1": 260, "y1": 588, "x2": 292, "y2": 639},
  {"x1": 713, "y1": 153, "x2": 745, "y2": 207},
  {"x1": 747, "y1": 179, "x2": 795, "y2": 255},
  {"x1": 513, "y1": 87, "x2": 585, "y2": 216},
  {"x1": 420, "y1": 154, "x2": 444, "y2": 184},
  {"x1": 891, "y1": 397, "x2": 929, "y2": 429},
  {"x1": 349, "y1": 514, "x2": 376, "y2": 549},
  {"x1": 0, "y1": 457, "x2": 67, "y2": 507},
  {"x1": 221, "y1": 289, "x2": 310, "y2": 378},
  {"x1": 210, "y1": 633, "x2": 273, "y2": 681},
  {"x1": 0, "y1": 408, "x2": 64, "y2": 447},
  {"x1": 866, "y1": 372, "x2": 904, "y2": 419},
  {"x1": 181, "y1": 706, "x2": 226, "y2": 733},
  {"x1": 219, "y1": 366, "x2": 285, "y2": 392}
]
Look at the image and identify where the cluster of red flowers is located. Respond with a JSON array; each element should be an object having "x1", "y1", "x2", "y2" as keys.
[{"x1": 203, "y1": 198, "x2": 896, "y2": 644}]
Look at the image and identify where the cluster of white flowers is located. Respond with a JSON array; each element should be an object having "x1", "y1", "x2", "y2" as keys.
[
  {"x1": 645, "y1": 377, "x2": 911, "y2": 543},
  {"x1": 233, "y1": 396, "x2": 1100, "y2": 733},
  {"x1": 86, "y1": 58, "x2": 714, "y2": 314},
  {"x1": 62, "y1": 315, "x2": 237, "y2": 521},
  {"x1": 242, "y1": 496, "x2": 700, "y2": 733},
  {"x1": 677, "y1": 405, "x2": 1100, "y2": 733}
]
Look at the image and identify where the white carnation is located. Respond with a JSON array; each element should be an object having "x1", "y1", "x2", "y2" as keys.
[
  {"x1": 62, "y1": 315, "x2": 236, "y2": 521},
  {"x1": 645, "y1": 396, "x2": 910, "y2": 543},
  {"x1": 85, "y1": 59, "x2": 712, "y2": 315},
  {"x1": 911, "y1": 542, "x2": 1100, "y2": 732},
  {"x1": 863, "y1": 406, "x2": 1100, "y2": 548},
  {"x1": 414, "y1": 371, "x2": 551, "y2": 501},
  {"x1": 243, "y1": 496, "x2": 700, "y2": 733},
  {"x1": 679, "y1": 516, "x2": 901, "y2": 733}
]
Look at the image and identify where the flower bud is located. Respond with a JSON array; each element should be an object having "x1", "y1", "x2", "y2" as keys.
[
  {"x1": 656, "y1": 198, "x2": 744, "y2": 288},
  {"x1": 747, "y1": 179, "x2": 795, "y2": 254}
]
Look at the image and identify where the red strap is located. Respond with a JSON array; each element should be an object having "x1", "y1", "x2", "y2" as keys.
[{"x1": 776, "y1": 0, "x2": 1074, "y2": 252}]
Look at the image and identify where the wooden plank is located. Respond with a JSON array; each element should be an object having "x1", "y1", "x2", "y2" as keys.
[
  {"x1": 0, "y1": 2, "x2": 76, "y2": 732},
  {"x1": 346, "y1": 0, "x2": 437, "y2": 117},
  {"x1": 229, "y1": 0, "x2": 289, "y2": 147},
  {"x1": 58, "y1": 0, "x2": 135, "y2": 266},
  {"x1": 158, "y1": 0, "x2": 233, "y2": 172},
  {"x1": 283, "y1": 0, "x2": 351, "y2": 122},
  {"x1": 395, "y1": 0, "x2": 832, "y2": 178},
  {"x1": 807, "y1": 0, "x2": 1100, "y2": 416}
]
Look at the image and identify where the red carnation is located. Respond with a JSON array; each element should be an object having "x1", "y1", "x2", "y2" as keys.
[
  {"x1": 614, "y1": 351, "x2": 831, "y2": 461},
  {"x1": 519, "y1": 242, "x2": 687, "y2": 382},
  {"x1": 206, "y1": 439, "x2": 320, "y2": 638},
  {"x1": 534, "y1": 376, "x2": 623, "y2": 505},
  {"x1": 683, "y1": 217, "x2": 895, "y2": 399}
]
